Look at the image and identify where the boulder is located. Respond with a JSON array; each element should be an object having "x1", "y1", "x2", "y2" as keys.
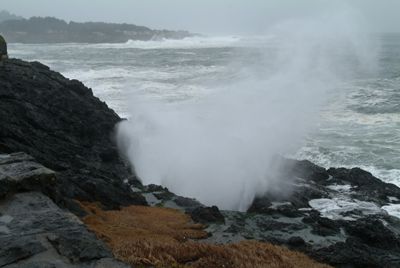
[{"x1": 189, "y1": 206, "x2": 225, "y2": 224}]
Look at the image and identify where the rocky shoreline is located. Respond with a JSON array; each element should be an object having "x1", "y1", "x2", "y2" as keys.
[{"x1": 1, "y1": 58, "x2": 400, "y2": 267}]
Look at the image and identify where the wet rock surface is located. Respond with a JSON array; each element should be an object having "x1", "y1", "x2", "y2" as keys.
[{"x1": 0, "y1": 59, "x2": 146, "y2": 211}]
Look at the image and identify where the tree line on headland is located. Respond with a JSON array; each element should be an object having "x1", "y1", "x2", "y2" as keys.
[{"x1": 0, "y1": 11, "x2": 193, "y2": 43}]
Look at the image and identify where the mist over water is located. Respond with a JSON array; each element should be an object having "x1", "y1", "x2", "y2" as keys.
[{"x1": 117, "y1": 11, "x2": 377, "y2": 210}]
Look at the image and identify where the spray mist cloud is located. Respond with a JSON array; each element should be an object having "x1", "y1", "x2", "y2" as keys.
[{"x1": 117, "y1": 9, "x2": 377, "y2": 211}]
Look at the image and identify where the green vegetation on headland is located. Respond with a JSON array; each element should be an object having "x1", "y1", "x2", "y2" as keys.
[
  {"x1": 0, "y1": 14, "x2": 193, "y2": 43},
  {"x1": 0, "y1": 10, "x2": 23, "y2": 23}
]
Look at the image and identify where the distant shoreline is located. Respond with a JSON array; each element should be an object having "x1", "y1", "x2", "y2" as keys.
[{"x1": 0, "y1": 16, "x2": 195, "y2": 44}]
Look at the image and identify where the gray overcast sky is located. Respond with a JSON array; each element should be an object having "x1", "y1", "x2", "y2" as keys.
[{"x1": 1, "y1": 0, "x2": 400, "y2": 34}]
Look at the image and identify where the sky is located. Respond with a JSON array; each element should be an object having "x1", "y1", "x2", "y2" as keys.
[{"x1": 1, "y1": 0, "x2": 400, "y2": 34}]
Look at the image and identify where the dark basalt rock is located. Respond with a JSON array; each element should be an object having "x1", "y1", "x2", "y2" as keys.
[
  {"x1": 328, "y1": 167, "x2": 383, "y2": 186},
  {"x1": 247, "y1": 197, "x2": 272, "y2": 214},
  {"x1": 190, "y1": 206, "x2": 225, "y2": 224},
  {"x1": 311, "y1": 237, "x2": 400, "y2": 268},
  {"x1": 47, "y1": 231, "x2": 111, "y2": 263},
  {"x1": 310, "y1": 219, "x2": 341, "y2": 237},
  {"x1": 174, "y1": 196, "x2": 203, "y2": 208},
  {"x1": 302, "y1": 211, "x2": 341, "y2": 236},
  {"x1": 328, "y1": 167, "x2": 400, "y2": 205},
  {"x1": 256, "y1": 219, "x2": 305, "y2": 232},
  {"x1": 287, "y1": 184, "x2": 329, "y2": 209},
  {"x1": 291, "y1": 159, "x2": 330, "y2": 182},
  {"x1": 249, "y1": 198, "x2": 304, "y2": 218},
  {"x1": 144, "y1": 184, "x2": 171, "y2": 193},
  {"x1": 0, "y1": 237, "x2": 46, "y2": 267},
  {"x1": 344, "y1": 216, "x2": 400, "y2": 250},
  {"x1": 0, "y1": 59, "x2": 146, "y2": 211},
  {"x1": 287, "y1": 236, "x2": 307, "y2": 248},
  {"x1": 153, "y1": 191, "x2": 175, "y2": 201}
]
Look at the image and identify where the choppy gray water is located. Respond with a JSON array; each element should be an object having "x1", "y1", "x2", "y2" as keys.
[{"x1": 9, "y1": 35, "x2": 400, "y2": 186}]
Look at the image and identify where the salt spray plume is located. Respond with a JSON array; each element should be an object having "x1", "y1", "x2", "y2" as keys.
[{"x1": 117, "y1": 9, "x2": 377, "y2": 211}]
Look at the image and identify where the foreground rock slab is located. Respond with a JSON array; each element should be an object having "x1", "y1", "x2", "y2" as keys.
[{"x1": 0, "y1": 192, "x2": 129, "y2": 268}]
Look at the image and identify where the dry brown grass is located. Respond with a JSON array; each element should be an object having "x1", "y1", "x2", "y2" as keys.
[{"x1": 80, "y1": 202, "x2": 331, "y2": 268}]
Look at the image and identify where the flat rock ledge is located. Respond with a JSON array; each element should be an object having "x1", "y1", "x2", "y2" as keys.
[
  {"x1": 0, "y1": 152, "x2": 55, "y2": 198},
  {"x1": 0, "y1": 153, "x2": 128, "y2": 268}
]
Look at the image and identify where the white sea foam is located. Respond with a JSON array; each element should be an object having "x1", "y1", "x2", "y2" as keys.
[
  {"x1": 326, "y1": 184, "x2": 353, "y2": 193},
  {"x1": 309, "y1": 198, "x2": 382, "y2": 220},
  {"x1": 63, "y1": 68, "x2": 136, "y2": 82},
  {"x1": 382, "y1": 204, "x2": 400, "y2": 219},
  {"x1": 90, "y1": 36, "x2": 244, "y2": 49}
]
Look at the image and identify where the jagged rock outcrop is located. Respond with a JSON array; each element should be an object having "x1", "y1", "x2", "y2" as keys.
[{"x1": 0, "y1": 59, "x2": 146, "y2": 213}]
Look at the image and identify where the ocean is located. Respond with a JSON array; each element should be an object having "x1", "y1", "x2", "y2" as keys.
[{"x1": 8, "y1": 34, "x2": 400, "y2": 188}]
